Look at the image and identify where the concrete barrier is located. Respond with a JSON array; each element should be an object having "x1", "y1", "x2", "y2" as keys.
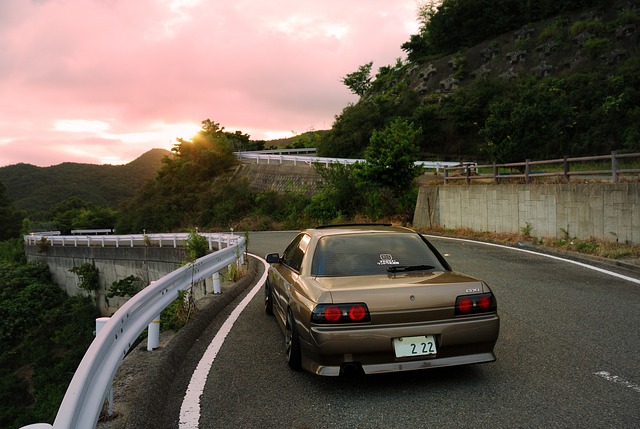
[{"x1": 414, "y1": 182, "x2": 639, "y2": 244}]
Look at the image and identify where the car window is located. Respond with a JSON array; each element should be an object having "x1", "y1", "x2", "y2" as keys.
[
  {"x1": 311, "y1": 233, "x2": 446, "y2": 277},
  {"x1": 282, "y1": 233, "x2": 310, "y2": 272}
]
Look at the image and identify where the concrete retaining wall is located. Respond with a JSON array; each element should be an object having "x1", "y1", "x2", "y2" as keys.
[
  {"x1": 24, "y1": 245, "x2": 210, "y2": 316},
  {"x1": 234, "y1": 163, "x2": 323, "y2": 194},
  {"x1": 414, "y1": 182, "x2": 639, "y2": 244}
]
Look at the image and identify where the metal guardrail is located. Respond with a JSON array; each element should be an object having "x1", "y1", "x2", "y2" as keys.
[
  {"x1": 443, "y1": 151, "x2": 640, "y2": 184},
  {"x1": 25, "y1": 232, "x2": 235, "y2": 250},
  {"x1": 70, "y1": 229, "x2": 113, "y2": 235},
  {"x1": 234, "y1": 150, "x2": 473, "y2": 172},
  {"x1": 244, "y1": 148, "x2": 317, "y2": 155},
  {"x1": 21, "y1": 233, "x2": 246, "y2": 429}
]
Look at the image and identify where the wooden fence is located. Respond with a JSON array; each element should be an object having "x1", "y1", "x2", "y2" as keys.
[{"x1": 443, "y1": 151, "x2": 640, "y2": 184}]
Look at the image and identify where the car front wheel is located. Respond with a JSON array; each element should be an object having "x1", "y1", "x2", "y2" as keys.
[
  {"x1": 285, "y1": 310, "x2": 302, "y2": 370},
  {"x1": 264, "y1": 280, "x2": 274, "y2": 316}
]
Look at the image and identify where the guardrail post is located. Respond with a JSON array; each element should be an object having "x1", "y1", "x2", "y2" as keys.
[
  {"x1": 95, "y1": 317, "x2": 114, "y2": 418},
  {"x1": 611, "y1": 150, "x2": 619, "y2": 183},
  {"x1": 492, "y1": 162, "x2": 498, "y2": 185},
  {"x1": 147, "y1": 315, "x2": 161, "y2": 351},
  {"x1": 525, "y1": 159, "x2": 531, "y2": 184},
  {"x1": 564, "y1": 155, "x2": 570, "y2": 182},
  {"x1": 213, "y1": 272, "x2": 222, "y2": 294}
]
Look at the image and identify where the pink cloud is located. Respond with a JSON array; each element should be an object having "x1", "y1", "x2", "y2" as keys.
[{"x1": 0, "y1": 0, "x2": 419, "y2": 167}]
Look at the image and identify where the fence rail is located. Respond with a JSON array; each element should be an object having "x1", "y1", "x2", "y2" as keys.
[
  {"x1": 25, "y1": 232, "x2": 239, "y2": 250},
  {"x1": 234, "y1": 150, "x2": 474, "y2": 172},
  {"x1": 21, "y1": 233, "x2": 246, "y2": 429},
  {"x1": 443, "y1": 151, "x2": 640, "y2": 184}
]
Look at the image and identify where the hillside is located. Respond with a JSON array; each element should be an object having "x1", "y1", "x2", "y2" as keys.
[
  {"x1": 0, "y1": 149, "x2": 171, "y2": 213},
  {"x1": 322, "y1": 0, "x2": 640, "y2": 162},
  {"x1": 407, "y1": 3, "x2": 639, "y2": 95}
]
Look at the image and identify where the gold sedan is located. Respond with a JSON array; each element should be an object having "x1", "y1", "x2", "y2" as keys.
[{"x1": 264, "y1": 224, "x2": 500, "y2": 376}]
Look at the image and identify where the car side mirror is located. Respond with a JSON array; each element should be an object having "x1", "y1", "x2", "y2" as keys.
[{"x1": 266, "y1": 253, "x2": 281, "y2": 264}]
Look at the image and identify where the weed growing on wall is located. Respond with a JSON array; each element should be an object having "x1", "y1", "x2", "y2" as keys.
[
  {"x1": 69, "y1": 262, "x2": 99, "y2": 291},
  {"x1": 107, "y1": 275, "x2": 144, "y2": 298}
]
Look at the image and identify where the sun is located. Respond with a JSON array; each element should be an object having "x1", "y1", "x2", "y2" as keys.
[{"x1": 148, "y1": 121, "x2": 201, "y2": 144}]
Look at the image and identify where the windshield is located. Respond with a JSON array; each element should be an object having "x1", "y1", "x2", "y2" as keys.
[{"x1": 311, "y1": 233, "x2": 447, "y2": 277}]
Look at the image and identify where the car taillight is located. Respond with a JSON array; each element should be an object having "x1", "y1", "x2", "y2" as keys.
[
  {"x1": 455, "y1": 293, "x2": 496, "y2": 316},
  {"x1": 324, "y1": 306, "x2": 342, "y2": 322},
  {"x1": 312, "y1": 303, "x2": 371, "y2": 324}
]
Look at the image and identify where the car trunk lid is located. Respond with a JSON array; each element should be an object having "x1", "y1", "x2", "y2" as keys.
[{"x1": 314, "y1": 271, "x2": 486, "y2": 323}]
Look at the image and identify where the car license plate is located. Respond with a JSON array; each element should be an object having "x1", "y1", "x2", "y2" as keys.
[{"x1": 393, "y1": 335, "x2": 437, "y2": 358}]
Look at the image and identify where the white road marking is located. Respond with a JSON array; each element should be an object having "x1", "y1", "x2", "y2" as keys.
[
  {"x1": 430, "y1": 235, "x2": 640, "y2": 397},
  {"x1": 594, "y1": 371, "x2": 640, "y2": 393},
  {"x1": 179, "y1": 254, "x2": 269, "y2": 428},
  {"x1": 425, "y1": 235, "x2": 640, "y2": 285}
]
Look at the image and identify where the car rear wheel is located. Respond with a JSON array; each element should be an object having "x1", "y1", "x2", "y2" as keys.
[
  {"x1": 285, "y1": 310, "x2": 302, "y2": 370},
  {"x1": 264, "y1": 280, "x2": 274, "y2": 316}
]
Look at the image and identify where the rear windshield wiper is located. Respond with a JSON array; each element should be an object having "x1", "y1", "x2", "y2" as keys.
[{"x1": 387, "y1": 265, "x2": 435, "y2": 273}]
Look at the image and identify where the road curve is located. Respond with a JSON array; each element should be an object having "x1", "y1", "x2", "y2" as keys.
[{"x1": 158, "y1": 232, "x2": 640, "y2": 428}]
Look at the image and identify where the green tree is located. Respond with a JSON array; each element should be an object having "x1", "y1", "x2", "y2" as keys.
[
  {"x1": 186, "y1": 229, "x2": 209, "y2": 261},
  {"x1": 116, "y1": 119, "x2": 241, "y2": 232},
  {"x1": 357, "y1": 118, "x2": 423, "y2": 192},
  {"x1": 50, "y1": 197, "x2": 92, "y2": 234},
  {"x1": 72, "y1": 207, "x2": 117, "y2": 230},
  {"x1": 48, "y1": 197, "x2": 116, "y2": 234},
  {"x1": 341, "y1": 62, "x2": 373, "y2": 97},
  {"x1": 401, "y1": 0, "x2": 602, "y2": 61},
  {"x1": 0, "y1": 182, "x2": 23, "y2": 240},
  {"x1": 305, "y1": 162, "x2": 365, "y2": 222},
  {"x1": 0, "y1": 262, "x2": 98, "y2": 427},
  {"x1": 318, "y1": 101, "x2": 384, "y2": 158},
  {"x1": 480, "y1": 79, "x2": 577, "y2": 162}
]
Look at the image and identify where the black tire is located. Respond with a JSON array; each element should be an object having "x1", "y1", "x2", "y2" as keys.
[
  {"x1": 264, "y1": 280, "x2": 274, "y2": 316},
  {"x1": 285, "y1": 310, "x2": 302, "y2": 370}
]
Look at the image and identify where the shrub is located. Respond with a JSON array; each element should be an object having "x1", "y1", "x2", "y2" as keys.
[
  {"x1": 186, "y1": 229, "x2": 208, "y2": 261},
  {"x1": 69, "y1": 263, "x2": 99, "y2": 291},
  {"x1": 107, "y1": 275, "x2": 144, "y2": 298}
]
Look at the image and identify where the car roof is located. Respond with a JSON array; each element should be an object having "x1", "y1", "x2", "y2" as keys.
[{"x1": 304, "y1": 223, "x2": 416, "y2": 238}]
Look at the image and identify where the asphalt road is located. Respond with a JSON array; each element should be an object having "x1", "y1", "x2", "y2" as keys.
[{"x1": 161, "y1": 231, "x2": 640, "y2": 428}]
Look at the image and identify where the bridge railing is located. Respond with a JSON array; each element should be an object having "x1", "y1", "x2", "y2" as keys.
[
  {"x1": 234, "y1": 150, "x2": 473, "y2": 172},
  {"x1": 21, "y1": 233, "x2": 246, "y2": 429},
  {"x1": 25, "y1": 232, "x2": 237, "y2": 250}
]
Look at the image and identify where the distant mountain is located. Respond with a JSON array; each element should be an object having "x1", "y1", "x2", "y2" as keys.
[{"x1": 0, "y1": 148, "x2": 172, "y2": 213}]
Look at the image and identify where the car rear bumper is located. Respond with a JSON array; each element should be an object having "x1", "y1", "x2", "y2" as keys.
[
  {"x1": 309, "y1": 352, "x2": 496, "y2": 376},
  {"x1": 301, "y1": 315, "x2": 499, "y2": 376}
]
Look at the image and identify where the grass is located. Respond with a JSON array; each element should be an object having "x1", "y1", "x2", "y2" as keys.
[{"x1": 417, "y1": 225, "x2": 640, "y2": 264}]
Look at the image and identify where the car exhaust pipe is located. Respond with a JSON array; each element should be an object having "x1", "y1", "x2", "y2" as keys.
[{"x1": 340, "y1": 362, "x2": 363, "y2": 377}]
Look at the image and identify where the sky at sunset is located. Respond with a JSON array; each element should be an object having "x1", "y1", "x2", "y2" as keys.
[{"x1": 0, "y1": 0, "x2": 421, "y2": 167}]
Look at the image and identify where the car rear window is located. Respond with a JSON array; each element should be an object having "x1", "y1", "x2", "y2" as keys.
[{"x1": 311, "y1": 233, "x2": 446, "y2": 277}]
